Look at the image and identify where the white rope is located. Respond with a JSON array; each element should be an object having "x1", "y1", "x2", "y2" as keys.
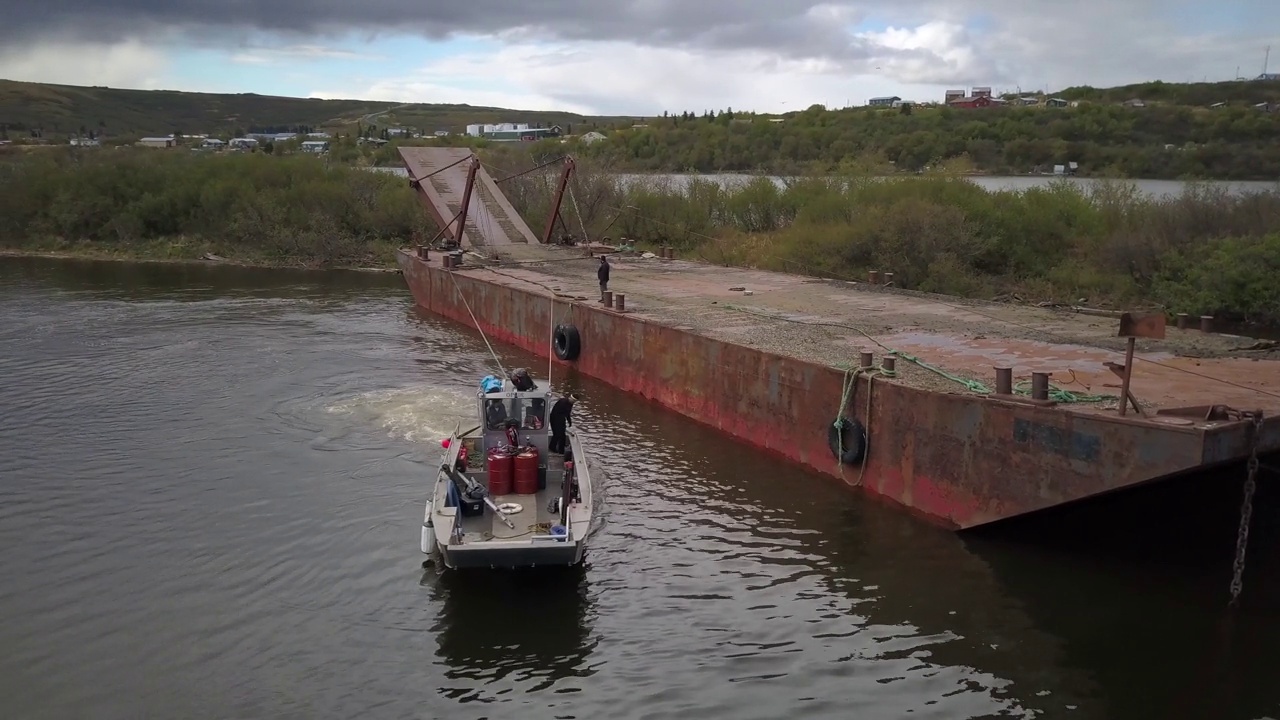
[{"x1": 448, "y1": 269, "x2": 507, "y2": 379}]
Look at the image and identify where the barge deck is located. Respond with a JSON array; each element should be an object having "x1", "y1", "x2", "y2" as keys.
[{"x1": 397, "y1": 147, "x2": 1280, "y2": 530}]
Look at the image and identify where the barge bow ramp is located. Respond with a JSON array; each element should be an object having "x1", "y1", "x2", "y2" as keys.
[{"x1": 396, "y1": 147, "x2": 1280, "y2": 530}]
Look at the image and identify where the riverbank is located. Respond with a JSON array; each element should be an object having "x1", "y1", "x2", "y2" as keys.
[
  {"x1": 0, "y1": 149, "x2": 429, "y2": 270},
  {"x1": 0, "y1": 246, "x2": 402, "y2": 273},
  {"x1": 6, "y1": 149, "x2": 1280, "y2": 325}
]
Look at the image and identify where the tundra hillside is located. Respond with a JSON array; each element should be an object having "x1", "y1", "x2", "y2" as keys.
[{"x1": 6, "y1": 78, "x2": 1280, "y2": 178}]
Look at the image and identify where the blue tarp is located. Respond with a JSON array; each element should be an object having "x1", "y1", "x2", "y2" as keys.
[{"x1": 480, "y1": 375, "x2": 503, "y2": 393}]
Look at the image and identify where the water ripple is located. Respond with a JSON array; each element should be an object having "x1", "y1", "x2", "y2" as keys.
[{"x1": 7, "y1": 257, "x2": 1269, "y2": 720}]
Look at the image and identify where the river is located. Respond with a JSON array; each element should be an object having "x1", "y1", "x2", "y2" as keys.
[
  {"x1": 1, "y1": 257, "x2": 1277, "y2": 720},
  {"x1": 369, "y1": 166, "x2": 1279, "y2": 198}
]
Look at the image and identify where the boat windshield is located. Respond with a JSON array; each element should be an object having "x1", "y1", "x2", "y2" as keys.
[{"x1": 483, "y1": 397, "x2": 546, "y2": 430}]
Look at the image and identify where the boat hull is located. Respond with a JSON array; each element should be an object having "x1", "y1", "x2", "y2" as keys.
[{"x1": 440, "y1": 542, "x2": 586, "y2": 570}]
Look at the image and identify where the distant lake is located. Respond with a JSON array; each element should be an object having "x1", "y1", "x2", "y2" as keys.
[{"x1": 367, "y1": 166, "x2": 1280, "y2": 198}]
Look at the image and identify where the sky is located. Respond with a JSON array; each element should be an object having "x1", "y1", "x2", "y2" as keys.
[{"x1": 0, "y1": 1, "x2": 1277, "y2": 115}]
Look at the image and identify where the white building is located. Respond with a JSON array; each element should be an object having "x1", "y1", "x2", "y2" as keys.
[
  {"x1": 466, "y1": 122, "x2": 532, "y2": 137},
  {"x1": 301, "y1": 140, "x2": 329, "y2": 153},
  {"x1": 137, "y1": 137, "x2": 175, "y2": 148}
]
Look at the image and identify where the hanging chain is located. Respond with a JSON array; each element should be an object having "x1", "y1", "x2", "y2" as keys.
[{"x1": 1228, "y1": 410, "x2": 1264, "y2": 606}]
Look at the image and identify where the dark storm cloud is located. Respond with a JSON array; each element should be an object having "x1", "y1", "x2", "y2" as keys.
[{"x1": 0, "y1": 0, "x2": 882, "y2": 63}]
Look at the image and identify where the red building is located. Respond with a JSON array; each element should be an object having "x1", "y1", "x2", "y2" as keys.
[{"x1": 948, "y1": 96, "x2": 995, "y2": 109}]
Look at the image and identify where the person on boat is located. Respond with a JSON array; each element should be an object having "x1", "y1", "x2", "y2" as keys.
[
  {"x1": 510, "y1": 367, "x2": 536, "y2": 392},
  {"x1": 485, "y1": 398, "x2": 507, "y2": 430},
  {"x1": 549, "y1": 394, "x2": 578, "y2": 454},
  {"x1": 597, "y1": 256, "x2": 610, "y2": 295}
]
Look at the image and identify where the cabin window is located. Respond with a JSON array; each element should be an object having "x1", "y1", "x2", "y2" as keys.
[
  {"x1": 485, "y1": 397, "x2": 546, "y2": 431},
  {"x1": 484, "y1": 399, "x2": 509, "y2": 430},
  {"x1": 522, "y1": 398, "x2": 546, "y2": 429}
]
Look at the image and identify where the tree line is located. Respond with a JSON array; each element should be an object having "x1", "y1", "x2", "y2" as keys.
[{"x1": 562, "y1": 101, "x2": 1280, "y2": 179}]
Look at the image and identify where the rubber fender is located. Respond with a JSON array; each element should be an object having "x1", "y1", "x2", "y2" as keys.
[
  {"x1": 828, "y1": 417, "x2": 867, "y2": 465},
  {"x1": 553, "y1": 323, "x2": 582, "y2": 361}
]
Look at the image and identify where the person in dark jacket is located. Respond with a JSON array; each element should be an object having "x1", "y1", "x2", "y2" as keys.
[
  {"x1": 549, "y1": 394, "x2": 578, "y2": 454},
  {"x1": 597, "y1": 256, "x2": 610, "y2": 295}
]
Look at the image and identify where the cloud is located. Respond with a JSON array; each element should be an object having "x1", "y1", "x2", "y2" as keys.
[
  {"x1": 229, "y1": 45, "x2": 386, "y2": 65},
  {"x1": 2, "y1": 0, "x2": 1279, "y2": 115},
  {"x1": 308, "y1": 40, "x2": 960, "y2": 115},
  {"x1": 0, "y1": 39, "x2": 168, "y2": 89}
]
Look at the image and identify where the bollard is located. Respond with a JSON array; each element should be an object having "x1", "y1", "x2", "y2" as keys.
[
  {"x1": 881, "y1": 356, "x2": 896, "y2": 374},
  {"x1": 667, "y1": 247, "x2": 676, "y2": 260},
  {"x1": 615, "y1": 294, "x2": 626, "y2": 312},
  {"x1": 1031, "y1": 372, "x2": 1050, "y2": 401},
  {"x1": 442, "y1": 254, "x2": 453, "y2": 269},
  {"x1": 1200, "y1": 315, "x2": 1214, "y2": 333},
  {"x1": 868, "y1": 270, "x2": 881, "y2": 285},
  {"x1": 995, "y1": 367, "x2": 1013, "y2": 395},
  {"x1": 1176, "y1": 313, "x2": 1189, "y2": 330},
  {"x1": 602, "y1": 290, "x2": 613, "y2": 307},
  {"x1": 884, "y1": 272, "x2": 895, "y2": 286},
  {"x1": 859, "y1": 350, "x2": 874, "y2": 369},
  {"x1": 417, "y1": 246, "x2": 429, "y2": 260}
]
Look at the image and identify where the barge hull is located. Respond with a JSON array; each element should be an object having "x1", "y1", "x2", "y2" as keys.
[
  {"x1": 395, "y1": 249, "x2": 1279, "y2": 529},
  {"x1": 394, "y1": 147, "x2": 1280, "y2": 530}
]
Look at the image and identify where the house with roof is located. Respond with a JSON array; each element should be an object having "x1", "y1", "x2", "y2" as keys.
[
  {"x1": 949, "y1": 95, "x2": 996, "y2": 109},
  {"x1": 868, "y1": 95, "x2": 901, "y2": 107},
  {"x1": 137, "y1": 137, "x2": 175, "y2": 148}
]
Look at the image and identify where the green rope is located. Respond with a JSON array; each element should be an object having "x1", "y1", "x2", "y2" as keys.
[
  {"x1": 833, "y1": 366, "x2": 861, "y2": 464},
  {"x1": 884, "y1": 349, "x2": 990, "y2": 393},
  {"x1": 887, "y1": 350, "x2": 1116, "y2": 403},
  {"x1": 1010, "y1": 380, "x2": 1114, "y2": 404}
]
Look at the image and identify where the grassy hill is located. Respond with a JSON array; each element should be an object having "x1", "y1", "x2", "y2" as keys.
[
  {"x1": 0, "y1": 79, "x2": 631, "y2": 139},
  {"x1": 1051, "y1": 79, "x2": 1280, "y2": 107}
]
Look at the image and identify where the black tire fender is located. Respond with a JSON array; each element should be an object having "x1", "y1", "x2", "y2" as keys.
[
  {"x1": 828, "y1": 417, "x2": 867, "y2": 465},
  {"x1": 553, "y1": 323, "x2": 581, "y2": 361}
]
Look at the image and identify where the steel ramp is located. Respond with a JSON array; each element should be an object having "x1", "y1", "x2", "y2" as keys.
[{"x1": 400, "y1": 147, "x2": 539, "y2": 248}]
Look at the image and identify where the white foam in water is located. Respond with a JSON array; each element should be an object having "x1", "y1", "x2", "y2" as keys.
[{"x1": 325, "y1": 384, "x2": 475, "y2": 443}]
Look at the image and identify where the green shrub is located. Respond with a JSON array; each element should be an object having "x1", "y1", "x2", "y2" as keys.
[{"x1": 0, "y1": 148, "x2": 429, "y2": 267}]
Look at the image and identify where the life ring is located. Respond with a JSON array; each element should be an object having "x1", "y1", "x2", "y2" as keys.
[
  {"x1": 553, "y1": 324, "x2": 581, "y2": 361},
  {"x1": 828, "y1": 417, "x2": 866, "y2": 464},
  {"x1": 497, "y1": 502, "x2": 523, "y2": 514}
]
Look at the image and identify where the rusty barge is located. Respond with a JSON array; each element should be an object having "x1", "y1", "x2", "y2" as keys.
[{"x1": 394, "y1": 147, "x2": 1280, "y2": 531}]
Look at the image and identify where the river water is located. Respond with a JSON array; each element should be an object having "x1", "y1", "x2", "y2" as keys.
[
  {"x1": 369, "y1": 166, "x2": 1279, "y2": 198},
  {"x1": 1, "y1": 257, "x2": 1277, "y2": 720}
]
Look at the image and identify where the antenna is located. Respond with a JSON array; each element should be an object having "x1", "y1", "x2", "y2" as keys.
[{"x1": 1265, "y1": 46, "x2": 1272, "y2": 76}]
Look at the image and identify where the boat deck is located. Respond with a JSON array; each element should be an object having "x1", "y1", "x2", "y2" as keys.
[
  {"x1": 457, "y1": 452, "x2": 566, "y2": 542},
  {"x1": 451, "y1": 244, "x2": 1280, "y2": 419}
]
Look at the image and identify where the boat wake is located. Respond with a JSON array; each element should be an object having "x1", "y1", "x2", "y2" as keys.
[{"x1": 325, "y1": 384, "x2": 475, "y2": 443}]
